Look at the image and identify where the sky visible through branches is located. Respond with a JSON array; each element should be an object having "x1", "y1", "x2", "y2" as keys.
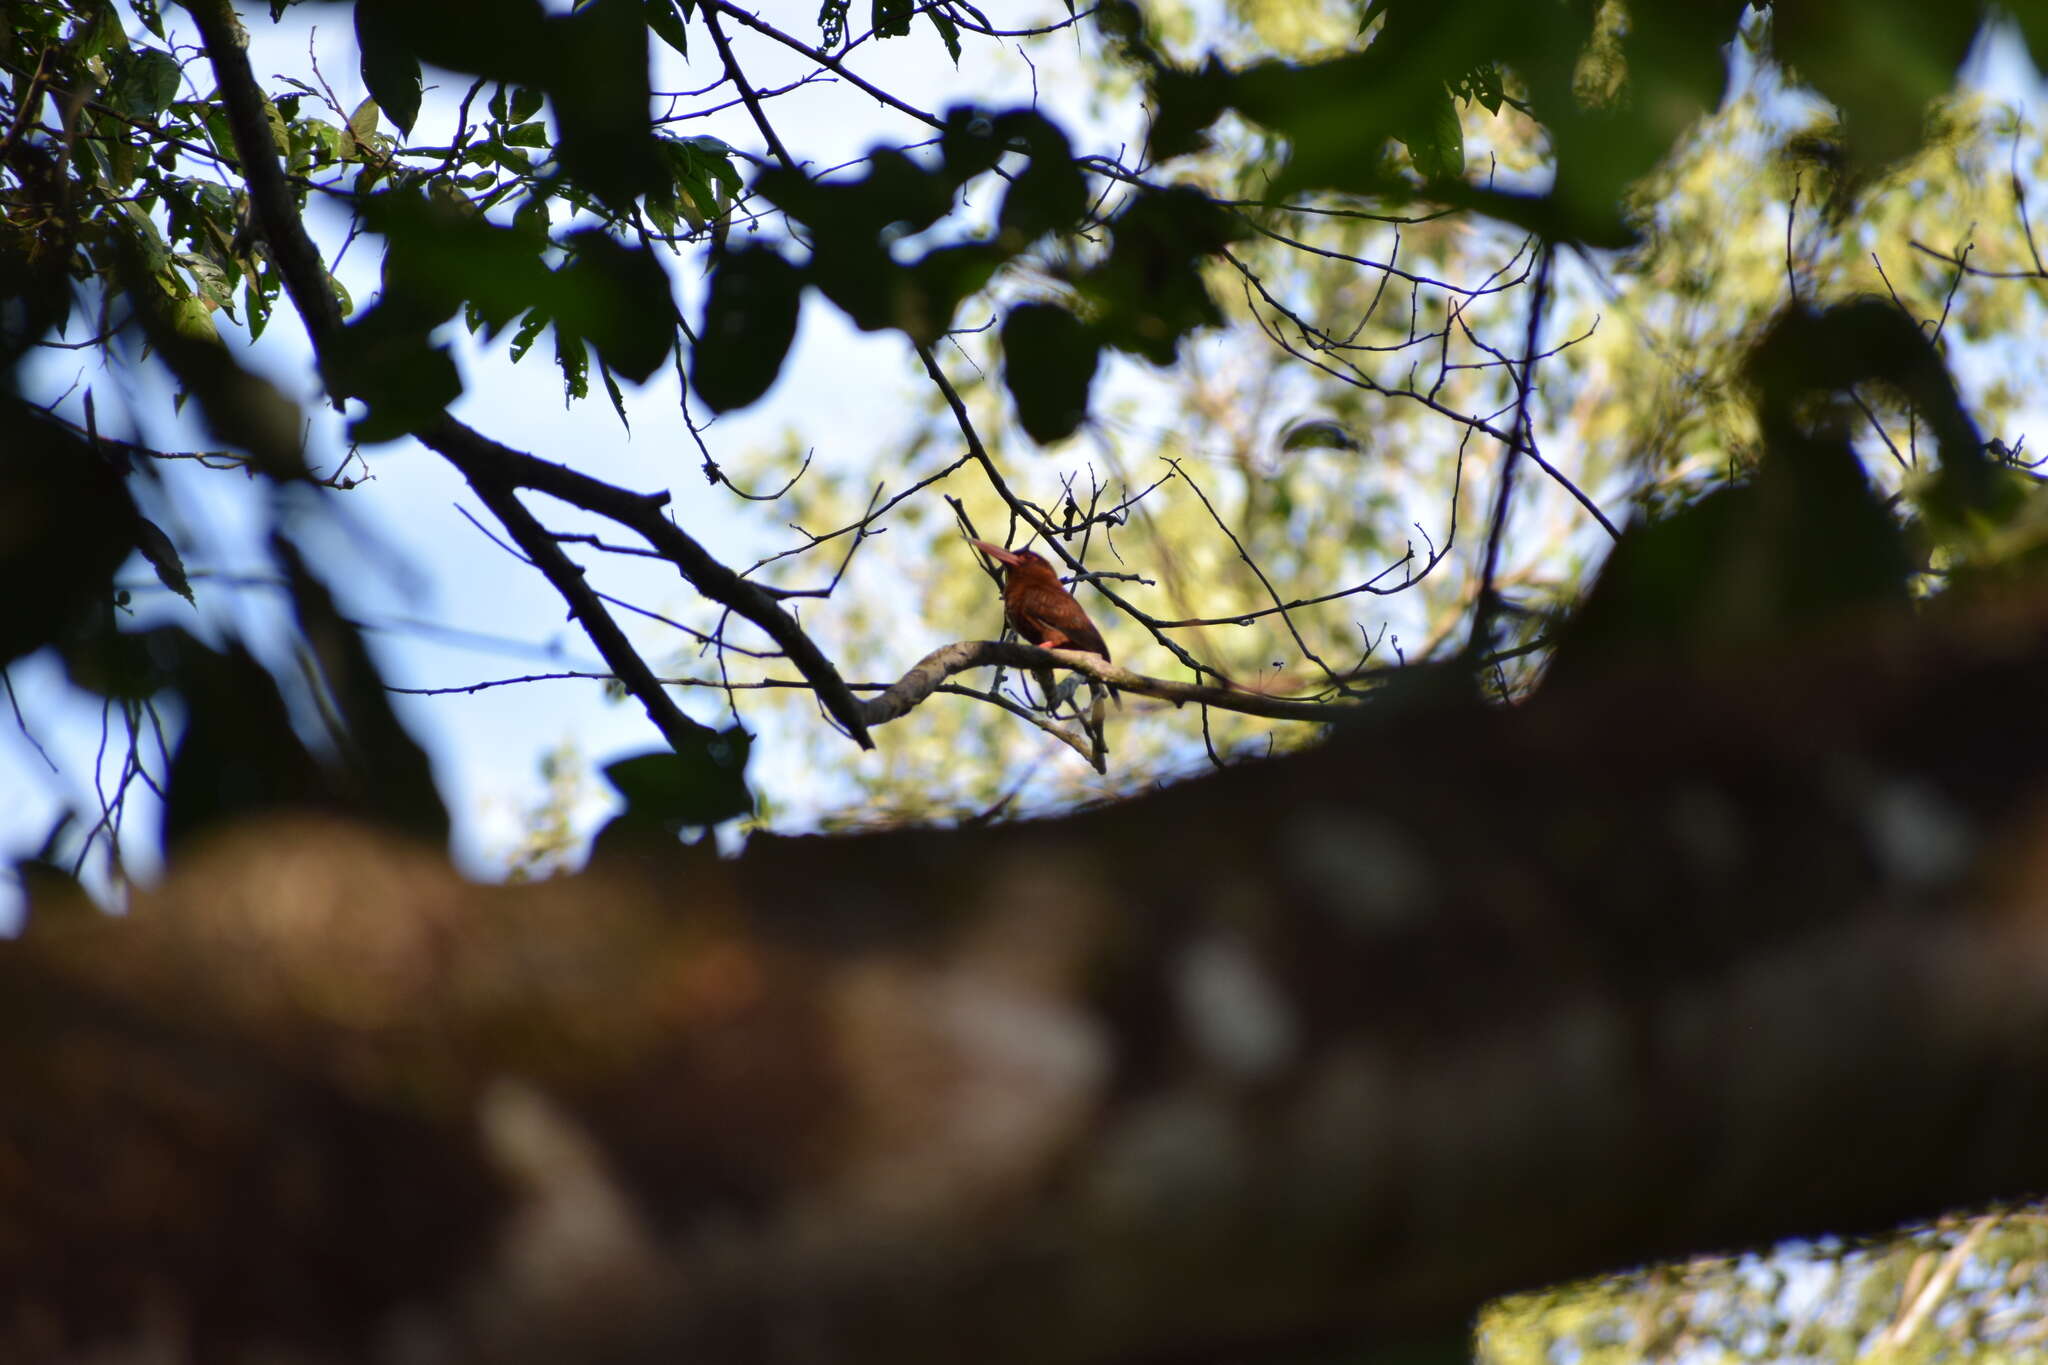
[{"x1": 2, "y1": 2, "x2": 2044, "y2": 922}]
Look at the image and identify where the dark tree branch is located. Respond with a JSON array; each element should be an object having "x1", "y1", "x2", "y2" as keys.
[
  {"x1": 179, "y1": 0, "x2": 342, "y2": 348},
  {"x1": 1470, "y1": 241, "x2": 1554, "y2": 656},
  {"x1": 186, "y1": 0, "x2": 872, "y2": 753},
  {"x1": 430, "y1": 440, "x2": 718, "y2": 751},
  {"x1": 699, "y1": 0, "x2": 948, "y2": 132},
  {"x1": 420, "y1": 420, "x2": 874, "y2": 749},
  {"x1": 699, "y1": 0, "x2": 799, "y2": 172}
]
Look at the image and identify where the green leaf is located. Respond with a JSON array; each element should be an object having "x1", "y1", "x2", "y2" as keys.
[
  {"x1": 246, "y1": 272, "x2": 272, "y2": 341},
  {"x1": 646, "y1": 0, "x2": 689, "y2": 57},
  {"x1": 115, "y1": 48, "x2": 182, "y2": 121},
  {"x1": 347, "y1": 96, "x2": 379, "y2": 142},
  {"x1": 511, "y1": 86, "x2": 545, "y2": 123},
  {"x1": 503, "y1": 121, "x2": 550, "y2": 147},
  {"x1": 685, "y1": 136, "x2": 743, "y2": 196},
  {"x1": 116, "y1": 200, "x2": 172, "y2": 274},
  {"x1": 1398, "y1": 83, "x2": 1463, "y2": 180},
  {"x1": 355, "y1": 1, "x2": 422, "y2": 135},
  {"x1": 1002, "y1": 302, "x2": 1100, "y2": 444},
  {"x1": 297, "y1": 117, "x2": 345, "y2": 168},
  {"x1": 660, "y1": 137, "x2": 741, "y2": 229},
  {"x1": 74, "y1": 3, "x2": 127, "y2": 66},
  {"x1": 1455, "y1": 62, "x2": 1503, "y2": 115},
  {"x1": 691, "y1": 245, "x2": 803, "y2": 412},
  {"x1": 602, "y1": 728, "x2": 753, "y2": 827},
  {"x1": 176, "y1": 251, "x2": 235, "y2": 314},
  {"x1": 203, "y1": 109, "x2": 235, "y2": 160}
]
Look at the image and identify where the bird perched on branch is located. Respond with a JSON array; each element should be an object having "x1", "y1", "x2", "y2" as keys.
[{"x1": 967, "y1": 539, "x2": 1118, "y2": 742}]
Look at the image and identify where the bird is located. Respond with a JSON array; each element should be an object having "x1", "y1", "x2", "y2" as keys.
[{"x1": 967, "y1": 538, "x2": 1118, "y2": 729}]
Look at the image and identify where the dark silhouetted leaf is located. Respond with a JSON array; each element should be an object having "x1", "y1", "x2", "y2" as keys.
[
  {"x1": 556, "y1": 230, "x2": 676, "y2": 384},
  {"x1": 692, "y1": 245, "x2": 803, "y2": 412},
  {"x1": 899, "y1": 243, "x2": 1002, "y2": 342},
  {"x1": 354, "y1": 0, "x2": 421, "y2": 136},
  {"x1": 133, "y1": 517, "x2": 193, "y2": 604},
  {"x1": 939, "y1": 105, "x2": 1004, "y2": 180},
  {"x1": 1003, "y1": 302, "x2": 1100, "y2": 444},
  {"x1": 1547, "y1": 301, "x2": 1961, "y2": 685},
  {"x1": 1085, "y1": 185, "x2": 1245, "y2": 364},
  {"x1": 1146, "y1": 57, "x2": 1235, "y2": 161},
  {"x1": 1769, "y1": 2, "x2": 1978, "y2": 177},
  {"x1": 58, "y1": 613, "x2": 168, "y2": 702},
  {"x1": 0, "y1": 401, "x2": 136, "y2": 667},
  {"x1": 928, "y1": 9, "x2": 961, "y2": 64},
  {"x1": 1279, "y1": 419, "x2": 1362, "y2": 453},
  {"x1": 603, "y1": 726, "x2": 753, "y2": 827},
  {"x1": 759, "y1": 147, "x2": 958, "y2": 239},
  {"x1": 819, "y1": 0, "x2": 851, "y2": 47},
  {"x1": 276, "y1": 536, "x2": 449, "y2": 845},
  {"x1": 1746, "y1": 299, "x2": 1992, "y2": 521},
  {"x1": 646, "y1": 0, "x2": 689, "y2": 57},
  {"x1": 555, "y1": 328, "x2": 589, "y2": 403},
  {"x1": 872, "y1": 0, "x2": 911, "y2": 40},
  {"x1": 324, "y1": 189, "x2": 574, "y2": 438},
  {"x1": 326, "y1": 312, "x2": 464, "y2": 444},
  {"x1": 161, "y1": 635, "x2": 331, "y2": 856},
  {"x1": 547, "y1": 0, "x2": 664, "y2": 207},
  {"x1": 995, "y1": 111, "x2": 1086, "y2": 242},
  {"x1": 807, "y1": 236, "x2": 896, "y2": 333},
  {"x1": 599, "y1": 357, "x2": 631, "y2": 432}
]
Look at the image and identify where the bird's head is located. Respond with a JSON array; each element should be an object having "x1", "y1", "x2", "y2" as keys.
[{"x1": 967, "y1": 539, "x2": 1054, "y2": 576}]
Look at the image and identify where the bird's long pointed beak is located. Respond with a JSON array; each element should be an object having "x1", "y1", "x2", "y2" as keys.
[{"x1": 967, "y1": 538, "x2": 1023, "y2": 567}]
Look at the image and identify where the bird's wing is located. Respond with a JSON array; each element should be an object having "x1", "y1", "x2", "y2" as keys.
[{"x1": 1009, "y1": 581, "x2": 1110, "y2": 660}]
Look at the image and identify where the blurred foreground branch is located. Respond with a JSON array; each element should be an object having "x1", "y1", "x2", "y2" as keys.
[{"x1": 11, "y1": 593, "x2": 2048, "y2": 1362}]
